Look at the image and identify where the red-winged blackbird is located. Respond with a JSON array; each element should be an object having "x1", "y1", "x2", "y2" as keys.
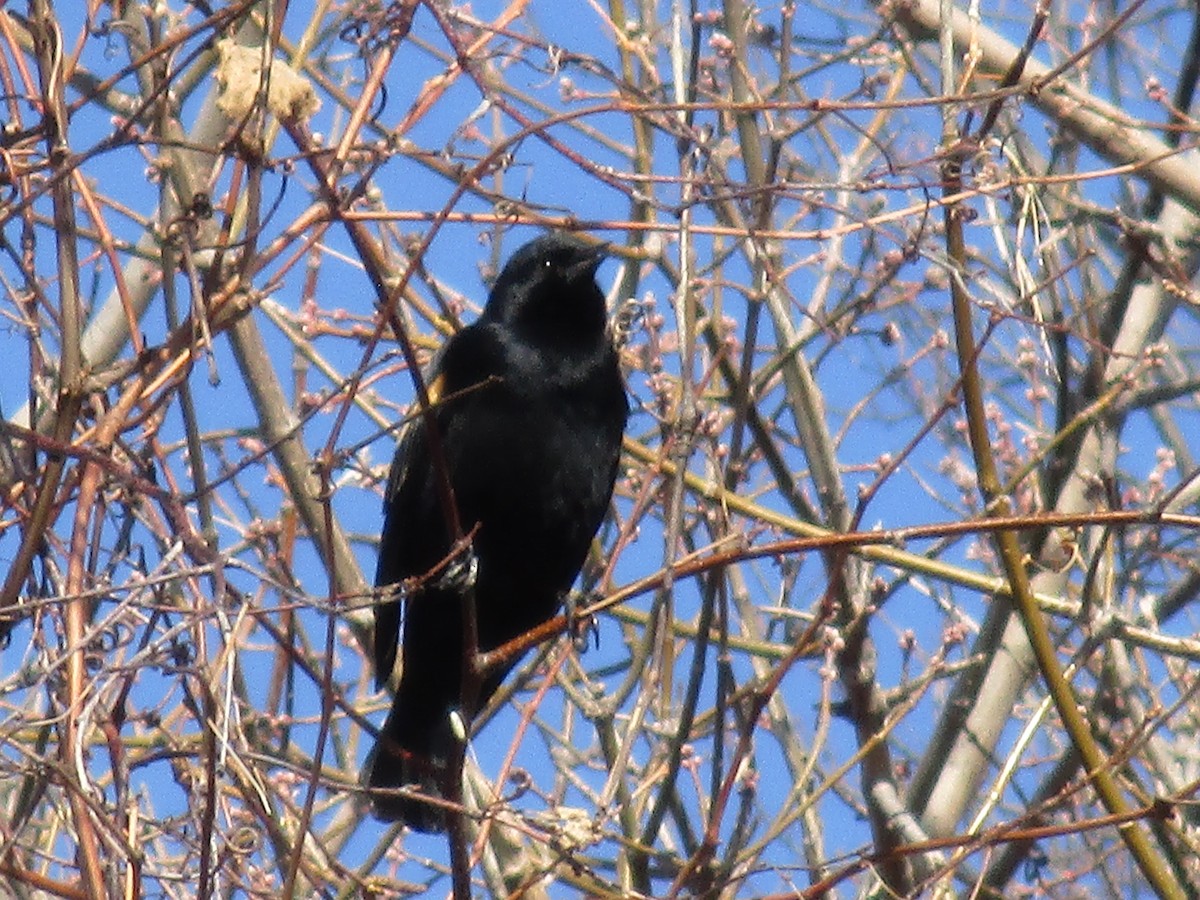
[{"x1": 366, "y1": 233, "x2": 628, "y2": 831}]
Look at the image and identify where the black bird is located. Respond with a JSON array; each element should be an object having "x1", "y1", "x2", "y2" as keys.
[{"x1": 367, "y1": 233, "x2": 629, "y2": 831}]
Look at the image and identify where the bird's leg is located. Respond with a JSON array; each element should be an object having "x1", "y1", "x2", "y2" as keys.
[{"x1": 563, "y1": 589, "x2": 601, "y2": 652}]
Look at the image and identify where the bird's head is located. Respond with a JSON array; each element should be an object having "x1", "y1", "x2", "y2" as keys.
[{"x1": 482, "y1": 233, "x2": 610, "y2": 345}]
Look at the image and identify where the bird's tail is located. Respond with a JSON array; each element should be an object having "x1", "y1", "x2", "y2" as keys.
[{"x1": 365, "y1": 690, "x2": 456, "y2": 833}]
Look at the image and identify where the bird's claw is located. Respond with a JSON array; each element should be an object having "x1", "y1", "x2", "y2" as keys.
[
  {"x1": 436, "y1": 543, "x2": 479, "y2": 593},
  {"x1": 564, "y1": 590, "x2": 600, "y2": 652}
]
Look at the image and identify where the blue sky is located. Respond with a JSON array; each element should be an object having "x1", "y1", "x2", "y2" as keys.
[{"x1": 2, "y1": 1, "x2": 1199, "y2": 896}]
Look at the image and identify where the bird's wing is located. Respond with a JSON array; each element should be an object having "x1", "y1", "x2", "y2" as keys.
[
  {"x1": 372, "y1": 326, "x2": 504, "y2": 685},
  {"x1": 373, "y1": 362, "x2": 446, "y2": 685}
]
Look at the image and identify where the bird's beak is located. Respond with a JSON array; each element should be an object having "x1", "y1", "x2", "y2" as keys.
[{"x1": 568, "y1": 242, "x2": 610, "y2": 281}]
